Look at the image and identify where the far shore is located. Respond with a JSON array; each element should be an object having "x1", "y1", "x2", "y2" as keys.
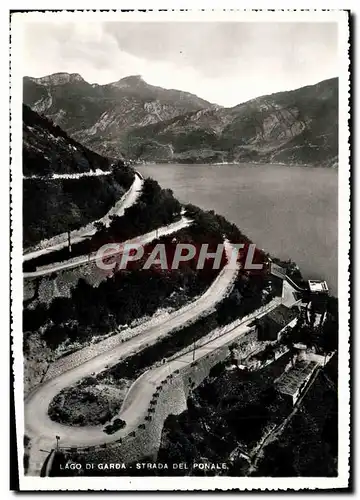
[{"x1": 132, "y1": 161, "x2": 338, "y2": 169}]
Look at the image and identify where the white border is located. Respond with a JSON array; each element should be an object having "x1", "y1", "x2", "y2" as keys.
[{"x1": 10, "y1": 9, "x2": 350, "y2": 491}]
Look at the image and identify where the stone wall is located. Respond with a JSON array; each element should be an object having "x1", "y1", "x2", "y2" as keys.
[{"x1": 299, "y1": 350, "x2": 335, "y2": 367}]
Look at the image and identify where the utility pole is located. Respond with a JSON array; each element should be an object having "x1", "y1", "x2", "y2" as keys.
[
  {"x1": 55, "y1": 435, "x2": 60, "y2": 452},
  {"x1": 67, "y1": 230, "x2": 72, "y2": 254}
]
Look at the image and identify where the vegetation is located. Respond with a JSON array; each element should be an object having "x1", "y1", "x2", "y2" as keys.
[
  {"x1": 23, "y1": 168, "x2": 133, "y2": 248},
  {"x1": 48, "y1": 383, "x2": 123, "y2": 427},
  {"x1": 23, "y1": 104, "x2": 116, "y2": 177},
  {"x1": 48, "y1": 354, "x2": 291, "y2": 477},
  {"x1": 23, "y1": 265, "x2": 216, "y2": 350},
  {"x1": 44, "y1": 268, "x2": 276, "y2": 432},
  {"x1": 103, "y1": 418, "x2": 126, "y2": 435},
  {"x1": 88, "y1": 271, "x2": 275, "y2": 387},
  {"x1": 280, "y1": 297, "x2": 338, "y2": 355},
  {"x1": 24, "y1": 204, "x2": 244, "y2": 350},
  {"x1": 24, "y1": 178, "x2": 181, "y2": 269},
  {"x1": 252, "y1": 357, "x2": 338, "y2": 477},
  {"x1": 23, "y1": 103, "x2": 134, "y2": 247},
  {"x1": 46, "y1": 293, "x2": 337, "y2": 478},
  {"x1": 23, "y1": 190, "x2": 273, "y2": 352},
  {"x1": 22, "y1": 98, "x2": 338, "y2": 479},
  {"x1": 154, "y1": 354, "x2": 292, "y2": 472}
]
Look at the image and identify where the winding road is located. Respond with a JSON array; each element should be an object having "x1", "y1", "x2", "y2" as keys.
[
  {"x1": 25, "y1": 240, "x2": 243, "y2": 474},
  {"x1": 23, "y1": 172, "x2": 143, "y2": 262},
  {"x1": 24, "y1": 168, "x2": 112, "y2": 180},
  {"x1": 25, "y1": 295, "x2": 281, "y2": 475},
  {"x1": 23, "y1": 173, "x2": 293, "y2": 476},
  {"x1": 29, "y1": 296, "x2": 279, "y2": 448},
  {"x1": 23, "y1": 215, "x2": 192, "y2": 278}
]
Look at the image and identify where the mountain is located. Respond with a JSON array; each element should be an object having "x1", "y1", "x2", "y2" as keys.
[
  {"x1": 23, "y1": 73, "x2": 212, "y2": 159},
  {"x1": 125, "y1": 78, "x2": 338, "y2": 166},
  {"x1": 23, "y1": 104, "x2": 133, "y2": 247},
  {"x1": 23, "y1": 74, "x2": 338, "y2": 167}
]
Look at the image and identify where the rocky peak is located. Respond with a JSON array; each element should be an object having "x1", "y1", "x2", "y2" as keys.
[
  {"x1": 110, "y1": 75, "x2": 145, "y2": 89},
  {"x1": 31, "y1": 72, "x2": 86, "y2": 86}
]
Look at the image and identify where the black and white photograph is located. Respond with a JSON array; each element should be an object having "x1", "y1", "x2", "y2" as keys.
[{"x1": 10, "y1": 9, "x2": 350, "y2": 491}]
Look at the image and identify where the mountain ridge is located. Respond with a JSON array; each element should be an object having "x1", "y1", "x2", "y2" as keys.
[
  {"x1": 23, "y1": 73, "x2": 338, "y2": 166},
  {"x1": 123, "y1": 77, "x2": 338, "y2": 166}
]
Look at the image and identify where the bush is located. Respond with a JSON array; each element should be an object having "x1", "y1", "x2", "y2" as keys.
[
  {"x1": 80, "y1": 376, "x2": 98, "y2": 387},
  {"x1": 103, "y1": 418, "x2": 126, "y2": 434}
]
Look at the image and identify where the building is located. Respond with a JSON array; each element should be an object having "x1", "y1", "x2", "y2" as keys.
[
  {"x1": 275, "y1": 360, "x2": 318, "y2": 406},
  {"x1": 270, "y1": 262, "x2": 287, "y2": 280},
  {"x1": 308, "y1": 280, "x2": 329, "y2": 295},
  {"x1": 255, "y1": 305, "x2": 298, "y2": 342},
  {"x1": 282, "y1": 280, "x2": 303, "y2": 308},
  {"x1": 307, "y1": 280, "x2": 329, "y2": 317}
]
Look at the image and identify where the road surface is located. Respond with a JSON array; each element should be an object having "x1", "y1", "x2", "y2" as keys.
[{"x1": 24, "y1": 168, "x2": 112, "y2": 180}]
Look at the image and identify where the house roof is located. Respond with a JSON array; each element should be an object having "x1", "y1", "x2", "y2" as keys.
[
  {"x1": 308, "y1": 280, "x2": 329, "y2": 293},
  {"x1": 276, "y1": 360, "x2": 318, "y2": 396},
  {"x1": 259, "y1": 304, "x2": 298, "y2": 329}
]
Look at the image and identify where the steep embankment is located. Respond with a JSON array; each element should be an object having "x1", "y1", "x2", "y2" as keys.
[{"x1": 23, "y1": 105, "x2": 134, "y2": 248}]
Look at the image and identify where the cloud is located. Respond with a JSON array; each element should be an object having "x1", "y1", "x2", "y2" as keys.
[{"x1": 22, "y1": 21, "x2": 338, "y2": 106}]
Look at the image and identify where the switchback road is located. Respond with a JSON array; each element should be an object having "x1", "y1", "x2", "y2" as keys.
[
  {"x1": 23, "y1": 172, "x2": 143, "y2": 262},
  {"x1": 23, "y1": 215, "x2": 192, "y2": 278},
  {"x1": 25, "y1": 240, "x2": 242, "y2": 474}
]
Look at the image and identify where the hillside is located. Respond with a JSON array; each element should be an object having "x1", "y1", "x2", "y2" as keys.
[
  {"x1": 23, "y1": 104, "x2": 117, "y2": 177},
  {"x1": 22, "y1": 105, "x2": 134, "y2": 247},
  {"x1": 24, "y1": 74, "x2": 338, "y2": 167},
  {"x1": 155, "y1": 354, "x2": 337, "y2": 477}
]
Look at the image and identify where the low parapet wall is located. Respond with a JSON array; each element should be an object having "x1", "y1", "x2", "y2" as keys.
[
  {"x1": 299, "y1": 350, "x2": 335, "y2": 367},
  {"x1": 40, "y1": 449, "x2": 56, "y2": 477}
]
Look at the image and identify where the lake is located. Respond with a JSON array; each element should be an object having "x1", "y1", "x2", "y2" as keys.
[{"x1": 137, "y1": 163, "x2": 338, "y2": 295}]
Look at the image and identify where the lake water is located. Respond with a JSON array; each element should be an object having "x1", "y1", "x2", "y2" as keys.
[{"x1": 137, "y1": 163, "x2": 338, "y2": 295}]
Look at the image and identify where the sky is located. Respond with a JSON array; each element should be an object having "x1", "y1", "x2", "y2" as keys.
[{"x1": 22, "y1": 21, "x2": 339, "y2": 107}]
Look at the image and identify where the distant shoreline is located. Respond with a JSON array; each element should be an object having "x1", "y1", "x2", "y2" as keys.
[{"x1": 133, "y1": 161, "x2": 338, "y2": 169}]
